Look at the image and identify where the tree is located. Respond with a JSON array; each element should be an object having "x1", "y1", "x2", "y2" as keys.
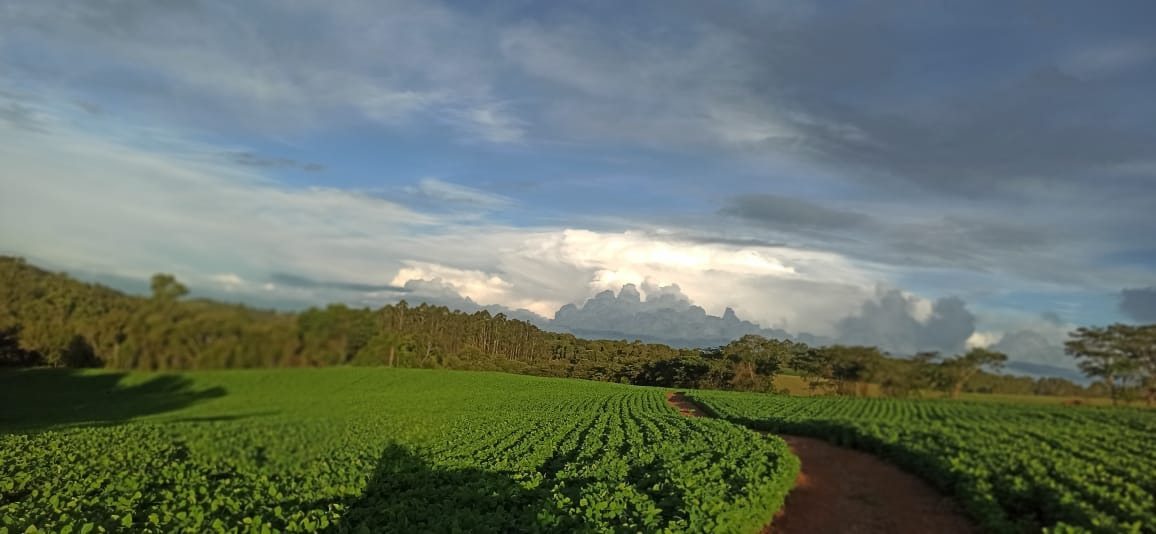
[
  {"x1": 792, "y1": 347, "x2": 835, "y2": 395},
  {"x1": 939, "y1": 348, "x2": 1008, "y2": 399},
  {"x1": 718, "y1": 335, "x2": 802, "y2": 392},
  {"x1": 1064, "y1": 325, "x2": 1146, "y2": 406},
  {"x1": 150, "y1": 274, "x2": 189, "y2": 301},
  {"x1": 1127, "y1": 325, "x2": 1156, "y2": 406},
  {"x1": 825, "y1": 345, "x2": 885, "y2": 396}
]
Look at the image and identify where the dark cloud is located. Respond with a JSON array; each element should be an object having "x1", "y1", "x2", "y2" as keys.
[
  {"x1": 721, "y1": 194, "x2": 871, "y2": 231},
  {"x1": 1120, "y1": 287, "x2": 1156, "y2": 322},
  {"x1": 269, "y1": 272, "x2": 407, "y2": 293},
  {"x1": 877, "y1": 216, "x2": 1058, "y2": 271},
  {"x1": 709, "y1": 3, "x2": 1156, "y2": 196},
  {"x1": 835, "y1": 289, "x2": 976, "y2": 356},
  {"x1": 229, "y1": 152, "x2": 325, "y2": 172}
]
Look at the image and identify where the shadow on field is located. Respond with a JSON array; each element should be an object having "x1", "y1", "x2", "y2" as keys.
[
  {"x1": 0, "y1": 368, "x2": 227, "y2": 433},
  {"x1": 318, "y1": 443, "x2": 555, "y2": 533}
]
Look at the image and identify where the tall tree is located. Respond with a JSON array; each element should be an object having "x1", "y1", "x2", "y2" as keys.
[
  {"x1": 1065, "y1": 325, "x2": 1144, "y2": 405},
  {"x1": 939, "y1": 348, "x2": 1008, "y2": 399},
  {"x1": 1126, "y1": 325, "x2": 1156, "y2": 406}
]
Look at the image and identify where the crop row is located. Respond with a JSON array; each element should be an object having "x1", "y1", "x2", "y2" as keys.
[
  {"x1": 688, "y1": 391, "x2": 1156, "y2": 534},
  {"x1": 0, "y1": 368, "x2": 798, "y2": 533}
]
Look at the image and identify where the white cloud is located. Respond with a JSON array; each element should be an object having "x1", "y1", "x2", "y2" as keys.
[
  {"x1": 445, "y1": 104, "x2": 527, "y2": 144},
  {"x1": 966, "y1": 331, "x2": 1000, "y2": 348},
  {"x1": 391, "y1": 261, "x2": 518, "y2": 308},
  {"x1": 904, "y1": 292, "x2": 934, "y2": 323},
  {"x1": 1, "y1": 0, "x2": 519, "y2": 141},
  {"x1": 407, "y1": 178, "x2": 512, "y2": 208},
  {"x1": 211, "y1": 273, "x2": 246, "y2": 288},
  {"x1": 0, "y1": 93, "x2": 894, "y2": 339}
]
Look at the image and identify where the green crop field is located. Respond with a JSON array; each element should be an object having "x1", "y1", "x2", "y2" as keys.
[
  {"x1": 0, "y1": 368, "x2": 797, "y2": 534},
  {"x1": 689, "y1": 390, "x2": 1156, "y2": 534}
]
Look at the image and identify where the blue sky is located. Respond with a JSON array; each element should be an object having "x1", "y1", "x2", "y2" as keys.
[{"x1": 2, "y1": 0, "x2": 1155, "y2": 375}]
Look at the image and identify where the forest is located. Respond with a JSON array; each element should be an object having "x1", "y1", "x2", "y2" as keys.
[{"x1": 0, "y1": 256, "x2": 1143, "y2": 400}]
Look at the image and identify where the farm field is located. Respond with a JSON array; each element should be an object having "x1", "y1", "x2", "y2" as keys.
[
  {"x1": 0, "y1": 367, "x2": 797, "y2": 533},
  {"x1": 770, "y1": 374, "x2": 1118, "y2": 406},
  {"x1": 690, "y1": 391, "x2": 1156, "y2": 533}
]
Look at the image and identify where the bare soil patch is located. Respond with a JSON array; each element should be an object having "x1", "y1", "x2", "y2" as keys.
[
  {"x1": 666, "y1": 391, "x2": 707, "y2": 417},
  {"x1": 665, "y1": 392, "x2": 977, "y2": 534}
]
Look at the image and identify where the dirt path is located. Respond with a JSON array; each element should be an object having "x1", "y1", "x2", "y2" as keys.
[{"x1": 664, "y1": 392, "x2": 977, "y2": 534}]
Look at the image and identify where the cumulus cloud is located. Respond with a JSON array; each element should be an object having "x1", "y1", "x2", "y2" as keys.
[
  {"x1": 397, "y1": 279, "x2": 544, "y2": 325},
  {"x1": 551, "y1": 282, "x2": 792, "y2": 348},
  {"x1": 991, "y1": 330, "x2": 1068, "y2": 367},
  {"x1": 1120, "y1": 287, "x2": 1156, "y2": 322},
  {"x1": 834, "y1": 288, "x2": 977, "y2": 356},
  {"x1": 0, "y1": 93, "x2": 891, "y2": 339}
]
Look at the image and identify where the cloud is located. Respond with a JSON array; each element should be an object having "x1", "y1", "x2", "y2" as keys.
[
  {"x1": 229, "y1": 152, "x2": 325, "y2": 172},
  {"x1": 1040, "y1": 311, "x2": 1065, "y2": 326},
  {"x1": 1003, "y1": 361, "x2": 1087, "y2": 383},
  {"x1": 397, "y1": 278, "x2": 545, "y2": 325},
  {"x1": 269, "y1": 273, "x2": 408, "y2": 294},
  {"x1": 551, "y1": 282, "x2": 792, "y2": 348},
  {"x1": 444, "y1": 104, "x2": 527, "y2": 144},
  {"x1": 834, "y1": 288, "x2": 977, "y2": 356},
  {"x1": 0, "y1": 0, "x2": 520, "y2": 141},
  {"x1": 0, "y1": 100, "x2": 49, "y2": 133},
  {"x1": 1062, "y1": 40, "x2": 1156, "y2": 78},
  {"x1": 1120, "y1": 287, "x2": 1156, "y2": 322},
  {"x1": 0, "y1": 96, "x2": 888, "y2": 338},
  {"x1": 990, "y1": 329, "x2": 1073, "y2": 372},
  {"x1": 0, "y1": 100, "x2": 436, "y2": 289},
  {"x1": 406, "y1": 178, "x2": 513, "y2": 208},
  {"x1": 721, "y1": 194, "x2": 870, "y2": 232},
  {"x1": 210, "y1": 273, "x2": 245, "y2": 288}
]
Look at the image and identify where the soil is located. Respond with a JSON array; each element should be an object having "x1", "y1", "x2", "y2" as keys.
[
  {"x1": 665, "y1": 391, "x2": 707, "y2": 417},
  {"x1": 665, "y1": 392, "x2": 977, "y2": 534}
]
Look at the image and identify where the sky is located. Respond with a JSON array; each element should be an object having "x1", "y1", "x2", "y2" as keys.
[{"x1": 2, "y1": 0, "x2": 1155, "y2": 379}]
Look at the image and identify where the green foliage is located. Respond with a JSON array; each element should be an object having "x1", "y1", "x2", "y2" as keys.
[
  {"x1": 1067, "y1": 324, "x2": 1156, "y2": 406},
  {"x1": 939, "y1": 347, "x2": 1009, "y2": 399},
  {"x1": 0, "y1": 367, "x2": 798, "y2": 533},
  {"x1": 691, "y1": 391, "x2": 1156, "y2": 534},
  {"x1": 0, "y1": 256, "x2": 1124, "y2": 399}
]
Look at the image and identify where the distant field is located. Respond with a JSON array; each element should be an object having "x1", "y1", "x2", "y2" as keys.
[
  {"x1": 772, "y1": 374, "x2": 1118, "y2": 406},
  {"x1": 0, "y1": 368, "x2": 796, "y2": 533},
  {"x1": 690, "y1": 390, "x2": 1156, "y2": 533}
]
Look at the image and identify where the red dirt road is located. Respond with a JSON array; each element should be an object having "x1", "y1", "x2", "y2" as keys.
[{"x1": 665, "y1": 392, "x2": 977, "y2": 534}]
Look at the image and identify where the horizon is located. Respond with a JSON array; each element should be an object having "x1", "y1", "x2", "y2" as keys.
[{"x1": 3, "y1": 1, "x2": 1155, "y2": 379}]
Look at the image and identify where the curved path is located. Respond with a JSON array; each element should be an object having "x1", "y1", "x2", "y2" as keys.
[{"x1": 665, "y1": 392, "x2": 976, "y2": 534}]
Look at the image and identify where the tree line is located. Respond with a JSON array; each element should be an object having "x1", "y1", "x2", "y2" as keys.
[{"x1": 1, "y1": 256, "x2": 1150, "y2": 402}]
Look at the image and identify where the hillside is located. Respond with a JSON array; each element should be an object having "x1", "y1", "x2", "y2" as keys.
[{"x1": 0, "y1": 256, "x2": 1100, "y2": 398}]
